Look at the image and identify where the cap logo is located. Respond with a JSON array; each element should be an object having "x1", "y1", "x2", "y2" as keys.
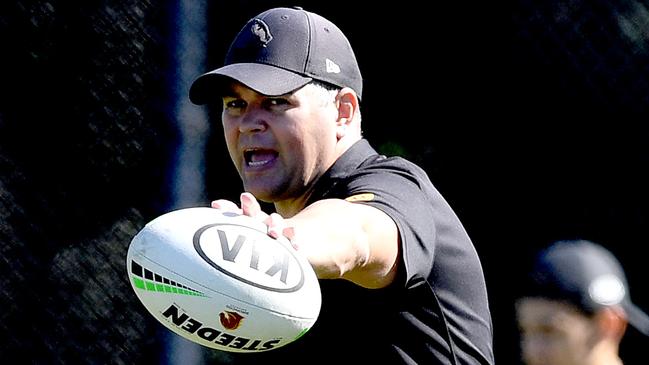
[
  {"x1": 251, "y1": 19, "x2": 272, "y2": 46},
  {"x1": 589, "y1": 274, "x2": 626, "y2": 306},
  {"x1": 326, "y1": 58, "x2": 341, "y2": 74}
]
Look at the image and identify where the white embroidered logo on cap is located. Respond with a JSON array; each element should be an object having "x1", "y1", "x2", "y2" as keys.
[
  {"x1": 326, "y1": 58, "x2": 340, "y2": 73},
  {"x1": 589, "y1": 274, "x2": 626, "y2": 306},
  {"x1": 251, "y1": 19, "x2": 272, "y2": 46}
]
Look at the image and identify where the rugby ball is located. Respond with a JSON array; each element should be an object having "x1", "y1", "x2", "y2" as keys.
[{"x1": 126, "y1": 207, "x2": 321, "y2": 352}]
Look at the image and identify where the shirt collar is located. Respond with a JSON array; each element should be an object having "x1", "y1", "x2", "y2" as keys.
[{"x1": 308, "y1": 139, "x2": 378, "y2": 202}]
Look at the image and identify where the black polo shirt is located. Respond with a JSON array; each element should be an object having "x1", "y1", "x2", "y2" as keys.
[{"x1": 226, "y1": 139, "x2": 494, "y2": 364}]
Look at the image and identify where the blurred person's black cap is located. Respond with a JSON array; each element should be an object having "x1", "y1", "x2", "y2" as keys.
[
  {"x1": 189, "y1": 7, "x2": 363, "y2": 105},
  {"x1": 527, "y1": 239, "x2": 649, "y2": 336}
]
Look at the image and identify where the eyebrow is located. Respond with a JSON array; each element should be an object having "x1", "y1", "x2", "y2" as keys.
[
  {"x1": 221, "y1": 90, "x2": 238, "y2": 98},
  {"x1": 221, "y1": 82, "x2": 295, "y2": 100}
]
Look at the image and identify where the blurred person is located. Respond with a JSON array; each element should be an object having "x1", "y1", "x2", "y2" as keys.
[
  {"x1": 188, "y1": 6, "x2": 494, "y2": 364},
  {"x1": 516, "y1": 239, "x2": 649, "y2": 365}
]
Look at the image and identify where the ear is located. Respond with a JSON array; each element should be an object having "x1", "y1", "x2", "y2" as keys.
[
  {"x1": 335, "y1": 87, "x2": 359, "y2": 139},
  {"x1": 595, "y1": 306, "x2": 628, "y2": 343}
]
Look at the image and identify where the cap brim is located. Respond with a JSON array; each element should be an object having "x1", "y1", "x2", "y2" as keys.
[
  {"x1": 189, "y1": 63, "x2": 313, "y2": 105},
  {"x1": 625, "y1": 302, "x2": 649, "y2": 336}
]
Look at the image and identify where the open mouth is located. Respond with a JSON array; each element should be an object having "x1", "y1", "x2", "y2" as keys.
[{"x1": 244, "y1": 148, "x2": 278, "y2": 168}]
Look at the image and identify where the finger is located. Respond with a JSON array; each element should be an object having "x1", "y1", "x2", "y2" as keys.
[
  {"x1": 211, "y1": 199, "x2": 242, "y2": 214},
  {"x1": 240, "y1": 192, "x2": 264, "y2": 218},
  {"x1": 282, "y1": 226, "x2": 299, "y2": 250},
  {"x1": 282, "y1": 226, "x2": 296, "y2": 241},
  {"x1": 265, "y1": 213, "x2": 299, "y2": 250},
  {"x1": 265, "y1": 213, "x2": 285, "y2": 239}
]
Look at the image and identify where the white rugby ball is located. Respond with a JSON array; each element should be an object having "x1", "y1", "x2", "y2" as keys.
[{"x1": 126, "y1": 207, "x2": 321, "y2": 353}]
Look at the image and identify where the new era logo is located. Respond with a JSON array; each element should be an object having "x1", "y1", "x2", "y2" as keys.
[{"x1": 325, "y1": 58, "x2": 340, "y2": 73}]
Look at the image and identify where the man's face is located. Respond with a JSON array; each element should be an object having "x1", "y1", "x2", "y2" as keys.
[
  {"x1": 220, "y1": 82, "x2": 340, "y2": 203},
  {"x1": 516, "y1": 298, "x2": 599, "y2": 365}
]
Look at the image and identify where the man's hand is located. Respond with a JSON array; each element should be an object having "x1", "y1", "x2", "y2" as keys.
[
  {"x1": 211, "y1": 193, "x2": 298, "y2": 249},
  {"x1": 211, "y1": 192, "x2": 266, "y2": 217}
]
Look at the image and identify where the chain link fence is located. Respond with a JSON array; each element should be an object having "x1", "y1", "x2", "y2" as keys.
[{"x1": 1, "y1": 1, "x2": 172, "y2": 363}]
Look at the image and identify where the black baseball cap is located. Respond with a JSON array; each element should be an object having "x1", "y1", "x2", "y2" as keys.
[
  {"x1": 189, "y1": 7, "x2": 363, "y2": 105},
  {"x1": 526, "y1": 239, "x2": 649, "y2": 336}
]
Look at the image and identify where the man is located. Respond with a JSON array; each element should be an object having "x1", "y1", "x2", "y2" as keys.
[
  {"x1": 189, "y1": 7, "x2": 494, "y2": 364},
  {"x1": 516, "y1": 239, "x2": 649, "y2": 365}
]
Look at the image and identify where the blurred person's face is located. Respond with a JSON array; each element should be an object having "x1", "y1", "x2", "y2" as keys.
[{"x1": 516, "y1": 298, "x2": 599, "y2": 365}]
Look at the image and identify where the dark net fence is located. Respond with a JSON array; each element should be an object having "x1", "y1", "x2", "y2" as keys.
[
  {"x1": 0, "y1": 1, "x2": 173, "y2": 363},
  {"x1": 1, "y1": 1, "x2": 648, "y2": 364},
  {"x1": 511, "y1": 0, "x2": 649, "y2": 116}
]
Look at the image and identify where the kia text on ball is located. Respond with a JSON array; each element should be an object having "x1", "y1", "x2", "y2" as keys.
[{"x1": 193, "y1": 223, "x2": 305, "y2": 292}]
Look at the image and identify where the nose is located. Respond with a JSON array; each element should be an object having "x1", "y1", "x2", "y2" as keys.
[
  {"x1": 521, "y1": 336, "x2": 547, "y2": 365},
  {"x1": 238, "y1": 107, "x2": 268, "y2": 133}
]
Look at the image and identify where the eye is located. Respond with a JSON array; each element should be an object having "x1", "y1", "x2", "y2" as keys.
[
  {"x1": 223, "y1": 98, "x2": 246, "y2": 110},
  {"x1": 264, "y1": 97, "x2": 290, "y2": 109},
  {"x1": 269, "y1": 98, "x2": 287, "y2": 105}
]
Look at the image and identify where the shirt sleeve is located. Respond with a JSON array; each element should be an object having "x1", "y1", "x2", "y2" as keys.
[{"x1": 339, "y1": 163, "x2": 438, "y2": 288}]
